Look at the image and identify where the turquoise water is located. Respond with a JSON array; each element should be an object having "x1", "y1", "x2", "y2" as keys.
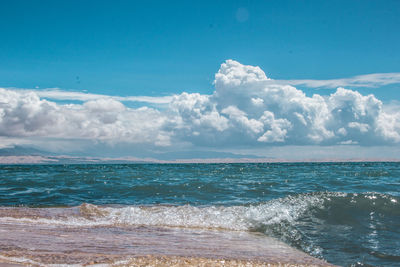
[{"x1": 0, "y1": 162, "x2": 399, "y2": 266}]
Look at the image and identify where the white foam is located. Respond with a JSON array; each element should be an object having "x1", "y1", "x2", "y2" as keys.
[{"x1": 0, "y1": 193, "x2": 330, "y2": 231}]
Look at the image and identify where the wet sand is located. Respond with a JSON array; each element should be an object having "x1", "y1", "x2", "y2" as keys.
[
  {"x1": 0, "y1": 256, "x2": 333, "y2": 267},
  {"x1": 0, "y1": 207, "x2": 336, "y2": 266}
]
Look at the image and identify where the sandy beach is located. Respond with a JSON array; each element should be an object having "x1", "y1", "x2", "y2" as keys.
[
  {"x1": 0, "y1": 254, "x2": 334, "y2": 267},
  {"x1": 0, "y1": 256, "x2": 334, "y2": 267}
]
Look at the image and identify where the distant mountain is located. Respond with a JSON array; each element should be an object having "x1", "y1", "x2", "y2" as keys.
[
  {"x1": 0, "y1": 146, "x2": 55, "y2": 156},
  {"x1": 0, "y1": 146, "x2": 264, "y2": 164},
  {"x1": 152, "y1": 150, "x2": 261, "y2": 160}
]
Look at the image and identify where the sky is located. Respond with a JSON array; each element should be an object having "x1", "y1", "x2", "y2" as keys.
[{"x1": 1, "y1": 0, "x2": 400, "y2": 160}]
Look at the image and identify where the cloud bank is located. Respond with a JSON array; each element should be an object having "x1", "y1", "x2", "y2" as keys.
[
  {"x1": 1, "y1": 60, "x2": 400, "y2": 152},
  {"x1": 282, "y1": 72, "x2": 400, "y2": 89},
  {"x1": 9, "y1": 89, "x2": 173, "y2": 104}
]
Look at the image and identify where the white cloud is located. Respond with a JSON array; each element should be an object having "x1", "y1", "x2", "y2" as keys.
[
  {"x1": 277, "y1": 72, "x2": 400, "y2": 89},
  {"x1": 1, "y1": 60, "x2": 400, "y2": 153},
  {"x1": 257, "y1": 111, "x2": 291, "y2": 143},
  {"x1": 7, "y1": 88, "x2": 173, "y2": 104},
  {"x1": 169, "y1": 60, "x2": 400, "y2": 146},
  {"x1": 348, "y1": 122, "x2": 370, "y2": 133},
  {"x1": 0, "y1": 88, "x2": 169, "y2": 147},
  {"x1": 339, "y1": 140, "x2": 359, "y2": 145}
]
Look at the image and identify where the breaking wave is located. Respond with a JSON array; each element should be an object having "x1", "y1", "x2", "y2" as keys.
[{"x1": 1, "y1": 192, "x2": 399, "y2": 265}]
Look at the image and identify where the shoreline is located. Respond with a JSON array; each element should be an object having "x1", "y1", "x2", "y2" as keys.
[
  {"x1": 0, "y1": 213, "x2": 335, "y2": 266},
  {"x1": 0, "y1": 255, "x2": 335, "y2": 267}
]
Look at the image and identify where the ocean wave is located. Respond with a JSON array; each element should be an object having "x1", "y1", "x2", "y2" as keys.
[
  {"x1": 0, "y1": 192, "x2": 397, "y2": 230},
  {"x1": 1, "y1": 192, "x2": 399, "y2": 265},
  {"x1": 0, "y1": 192, "x2": 326, "y2": 230}
]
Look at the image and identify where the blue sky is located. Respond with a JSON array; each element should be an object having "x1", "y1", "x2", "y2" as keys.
[
  {"x1": 1, "y1": 0, "x2": 400, "y2": 160},
  {"x1": 2, "y1": 0, "x2": 400, "y2": 97}
]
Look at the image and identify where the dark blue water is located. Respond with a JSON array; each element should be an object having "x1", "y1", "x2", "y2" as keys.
[{"x1": 0, "y1": 162, "x2": 399, "y2": 266}]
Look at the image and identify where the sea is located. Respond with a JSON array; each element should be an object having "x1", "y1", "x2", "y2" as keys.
[{"x1": 0, "y1": 162, "x2": 399, "y2": 266}]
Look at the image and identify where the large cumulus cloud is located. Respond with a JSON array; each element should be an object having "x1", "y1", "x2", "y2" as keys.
[
  {"x1": 1, "y1": 60, "x2": 400, "y2": 149},
  {"x1": 170, "y1": 60, "x2": 400, "y2": 146}
]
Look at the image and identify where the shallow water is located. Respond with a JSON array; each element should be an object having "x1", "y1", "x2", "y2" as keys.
[{"x1": 0, "y1": 163, "x2": 399, "y2": 266}]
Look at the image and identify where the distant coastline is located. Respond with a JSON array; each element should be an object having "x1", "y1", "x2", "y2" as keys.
[{"x1": 0, "y1": 155, "x2": 399, "y2": 164}]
